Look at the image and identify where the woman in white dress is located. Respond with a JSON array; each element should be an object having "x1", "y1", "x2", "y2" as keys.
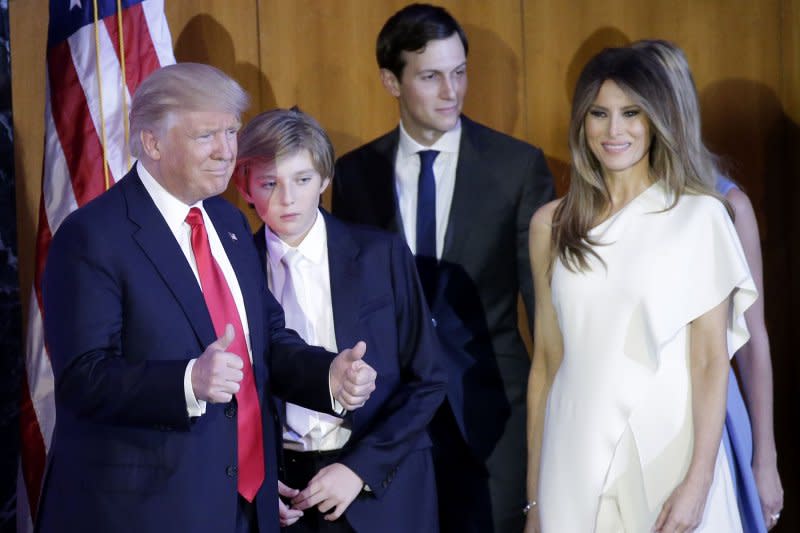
[
  {"x1": 524, "y1": 46, "x2": 757, "y2": 533},
  {"x1": 632, "y1": 39, "x2": 784, "y2": 532}
]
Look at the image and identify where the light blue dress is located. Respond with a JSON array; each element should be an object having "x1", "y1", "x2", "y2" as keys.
[{"x1": 717, "y1": 174, "x2": 766, "y2": 533}]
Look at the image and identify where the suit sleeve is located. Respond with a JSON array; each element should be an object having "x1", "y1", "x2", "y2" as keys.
[
  {"x1": 228, "y1": 204, "x2": 337, "y2": 413},
  {"x1": 331, "y1": 158, "x2": 353, "y2": 222},
  {"x1": 263, "y1": 284, "x2": 338, "y2": 413},
  {"x1": 43, "y1": 215, "x2": 190, "y2": 430},
  {"x1": 517, "y1": 147, "x2": 555, "y2": 338},
  {"x1": 338, "y1": 235, "x2": 447, "y2": 498}
]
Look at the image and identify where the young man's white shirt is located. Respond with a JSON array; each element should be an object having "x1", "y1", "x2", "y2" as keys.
[{"x1": 394, "y1": 119, "x2": 462, "y2": 259}]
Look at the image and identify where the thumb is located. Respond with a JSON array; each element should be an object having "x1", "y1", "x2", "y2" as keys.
[
  {"x1": 346, "y1": 340, "x2": 367, "y2": 361},
  {"x1": 214, "y1": 323, "x2": 236, "y2": 351}
]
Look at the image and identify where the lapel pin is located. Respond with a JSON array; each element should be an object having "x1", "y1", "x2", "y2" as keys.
[{"x1": 228, "y1": 232, "x2": 238, "y2": 241}]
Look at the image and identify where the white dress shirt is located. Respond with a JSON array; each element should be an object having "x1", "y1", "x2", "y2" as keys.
[
  {"x1": 394, "y1": 119, "x2": 462, "y2": 258},
  {"x1": 264, "y1": 210, "x2": 351, "y2": 451},
  {"x1": 137, "y1": 164, "x2": 253, "y2": 417}
]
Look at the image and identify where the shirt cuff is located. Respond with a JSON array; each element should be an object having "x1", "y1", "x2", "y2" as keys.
[
  {"x1": 328, "y1": 368, "x2": 346, "y2": 416},
  {"x1": 185, "y1": 359, "x2": 207, "y2": 417}
]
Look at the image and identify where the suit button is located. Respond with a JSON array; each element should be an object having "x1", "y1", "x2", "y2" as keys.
[
  {"x1": 226, "y1": 465, "x2": 238, "y2": 477},
  {"x1": 225, "y1": 404, "x2": 236, "y2": 418},
  {"x1": 431, "y1": 317, "x2": 437, "y2": 327},
  {"x1": 382, "y1": 480, "x2": 389, "y2": 489}
]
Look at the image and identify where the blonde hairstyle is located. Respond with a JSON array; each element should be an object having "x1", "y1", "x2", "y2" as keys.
[
  {"x1": 631, "y1": 39, "x2": 722, "y2": 190},
  {"x1": 233, "y1": 107, "x2": 334, "y2": 194},
  {"x1": 129, "y1": 63, "x2": 249, "y2": 159},
  {"x1": 553, "y1": 46, "x2": 726, "y2": 272}
]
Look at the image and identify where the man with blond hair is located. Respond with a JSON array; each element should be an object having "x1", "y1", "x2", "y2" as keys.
[
  {"x1": 235, "y1": 107, "x2": 445, "y2": 532},
  {"x1": 38, "y1": 63, "x2": 376, "y2": 533}
]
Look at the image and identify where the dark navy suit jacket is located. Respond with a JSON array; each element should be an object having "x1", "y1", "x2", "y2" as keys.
[
  {"x1": 255, "y1": 212, "x2": 446, "y2": 532},
  {"x1": 38, "y1": 168, "x2": 337, "y2": 533},
  {"x1": 333, "y1": 116, "x2": 555, "y2": 462}
]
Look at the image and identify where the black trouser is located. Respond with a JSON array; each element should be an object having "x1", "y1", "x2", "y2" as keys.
[
  {"x1": 429, "y1": 401, "x2": 495, "y2": 533},
  {"x1": 281, "y1": 448, "x2": 356, "y2": 533},
  {"x1": 236, "y1": 494, "x2": 259, "y2": 533}
]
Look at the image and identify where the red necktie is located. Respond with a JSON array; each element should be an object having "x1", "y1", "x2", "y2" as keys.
[{"x1": 186, "y1": 207, "x2": 265, "y2": 501}]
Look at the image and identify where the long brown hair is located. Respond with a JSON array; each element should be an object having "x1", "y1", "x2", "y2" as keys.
[
  {"x1": 631, "y1": 39, "x2": 727, "y2": 191},
  {"x1": 553, "y1": 46, "x2": 727, "y2": 272}
]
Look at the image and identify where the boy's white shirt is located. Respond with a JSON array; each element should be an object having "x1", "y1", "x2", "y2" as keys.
[{"x1": 265, "y1": 210, "x2": 352, "y2": 451}]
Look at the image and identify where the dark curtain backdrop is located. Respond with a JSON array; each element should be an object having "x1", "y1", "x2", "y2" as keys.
[{"x1": 0, "y1": 0, "x2": 22, "y2": 531}]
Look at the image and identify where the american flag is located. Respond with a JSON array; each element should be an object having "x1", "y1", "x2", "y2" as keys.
[{"x1": 18, "y1": 1, "x2": 173, "y2": 530}]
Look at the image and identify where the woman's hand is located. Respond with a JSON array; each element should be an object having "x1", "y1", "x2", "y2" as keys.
[
  {"x1": 653, "y1": 476, "x2": 710, "y2": 533},
  {"x1": 754, "y1": 460, "x2": 783, "y2": 530}
]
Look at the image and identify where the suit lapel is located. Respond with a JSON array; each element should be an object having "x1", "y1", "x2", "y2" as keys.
[
  {"x1": 251, "y1": 225, "x2": 283, "y2": 416},
  {"x1": 442, "y1": 117, "x2": 485, "y2": 264},
  {"x1": 123, "y1": 171, "x2": 217, "y2": 348},
  {"x1": 324, "y1": 212, "x2": 361, "y2": 353},
  {"x1": 253, "y1": 224, "x2": 268, "y2": 272}
]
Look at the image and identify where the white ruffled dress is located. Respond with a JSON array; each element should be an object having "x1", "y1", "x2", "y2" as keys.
[{"x1": 539, "y1": 181, "x2": 756, "y2": 532}]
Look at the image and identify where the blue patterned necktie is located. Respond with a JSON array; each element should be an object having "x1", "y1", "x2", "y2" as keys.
[{"x1": 416, "y1": 150, "x2": 439, "y2": 302}]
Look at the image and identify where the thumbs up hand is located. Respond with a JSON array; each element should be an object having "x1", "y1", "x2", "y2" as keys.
[
  {"x1": 329, "y1": 341, "x2": 376, "y2": 411},
  {"x1": 191, "y1": 324, "x2": 245, "y2": 403}
]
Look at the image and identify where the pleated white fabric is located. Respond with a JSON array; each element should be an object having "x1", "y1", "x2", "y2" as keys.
[{"x1": 539, "y1": 181, "x2": 756, "y2": 532}]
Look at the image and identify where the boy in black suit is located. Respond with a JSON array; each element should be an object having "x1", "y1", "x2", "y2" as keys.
[{"x1": 234, "y1": 108, "x2": 446, "y2": 533}]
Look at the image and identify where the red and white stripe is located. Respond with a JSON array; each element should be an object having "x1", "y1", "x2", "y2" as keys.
[{"x1": 18, "y1": 2, "x2": 174, "y2": 531}]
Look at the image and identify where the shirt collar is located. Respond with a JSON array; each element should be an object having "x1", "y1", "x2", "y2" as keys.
[
  {"x1": 265, "y1": 208, "x2": 327, "y2": 271},
  {"x1": 137, "y1": 162, "x2": 203, "y2": 232},
  {"x1": 397, "y1": 119, "x2": 462, "y2": 160}
]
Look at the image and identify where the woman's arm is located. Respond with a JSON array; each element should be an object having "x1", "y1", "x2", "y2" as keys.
[
  {"x1": 726, "y1": 188, "x2": 783, "y2": 527},
  {"x1": 524, "y1": 200, "x2": 564, "y2": 533},
  {"x1": 654, "y1": 297, "x2": 731, "y2": 532}
]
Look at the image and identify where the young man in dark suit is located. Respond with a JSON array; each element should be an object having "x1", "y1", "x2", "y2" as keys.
[
  {"x1": 234, "y1": 108, "x2": 446, "y2": 532},
  {"x1": 38, "y1": 63, "x2": 376, "y2": 533},
  {"x1": 332, "y1": 4, "x2": 555, "y2": 532}
]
